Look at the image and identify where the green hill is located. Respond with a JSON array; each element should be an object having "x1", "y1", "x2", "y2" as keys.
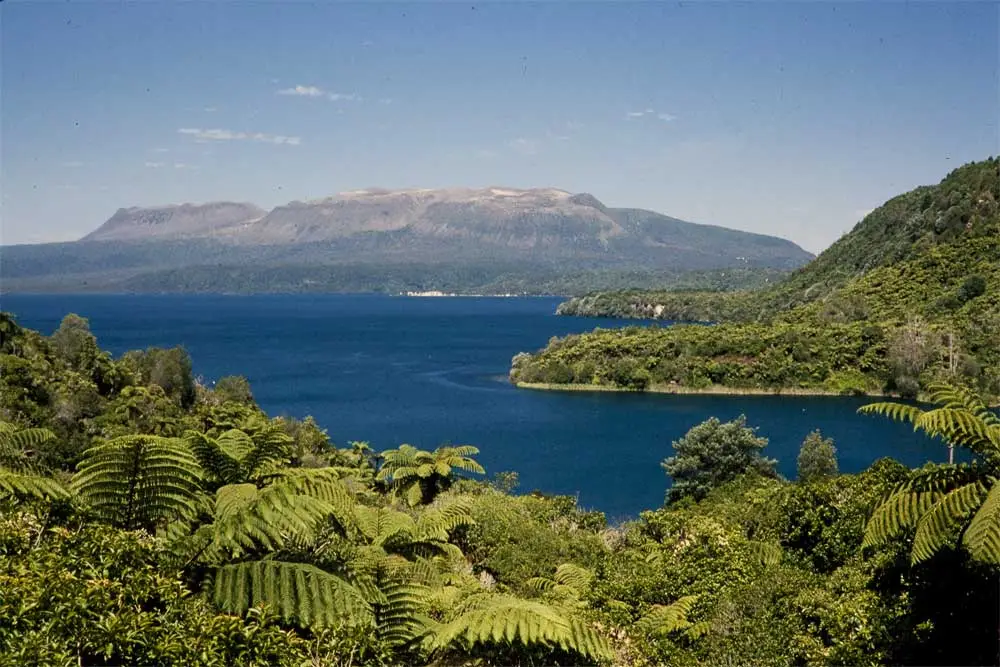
[{"x1": 515, "y1": 158, "x2": 1000, "y2": 398}]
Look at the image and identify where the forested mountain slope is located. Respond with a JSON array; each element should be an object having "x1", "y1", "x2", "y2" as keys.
[{"x1": 518, "y1": 158, "x2": 1000, "y2": 397}]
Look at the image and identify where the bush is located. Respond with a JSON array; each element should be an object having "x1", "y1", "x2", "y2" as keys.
[
  {"x1": 662, "y1": 416, "x2": 778, "y2": 503},
  {"x1": 796, "y1": 430, "x2": 838, "y2": 482}
]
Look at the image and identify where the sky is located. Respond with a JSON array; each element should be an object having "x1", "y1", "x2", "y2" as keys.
[{"x1": 1, "y1": 2, "x2": 997, "y2": 252}]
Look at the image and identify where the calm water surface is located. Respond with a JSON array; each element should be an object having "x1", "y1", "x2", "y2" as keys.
[{"x1": 1, "y1": 294, "x2": 945, "y2": 519}]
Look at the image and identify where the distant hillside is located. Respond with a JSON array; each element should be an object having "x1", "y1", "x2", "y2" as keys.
[
  {"x1": 519, "y1": 158, "x2": 1000, "y2": 398},
  {"x1": 1, "y1": 187, "x2": 812, "y2": 294},
  {"x1": 559, "y1": 159, "x2": 1000, "y2": 320}
]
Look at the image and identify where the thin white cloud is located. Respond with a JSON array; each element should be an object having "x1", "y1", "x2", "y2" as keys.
[
  {"x1": 177, "y1": 128, "x2": 301, "y2": 145},
  {"x1": 627, "y1": 109, "x2": 678, "y2": 122},
  {"x1": 278, "y1": 85, "x2": 325, "y2": 97},
  {"x1": 378, "y1": 97, "x2": 394, "y2": 105},
  {"x1": 144, "y1": 161, "x2": 166, "y2": 168},
  {"x1": 328, "y1": 92, "x2": 362, "y2": 102},
  {"x1": 277, "y1": 84, "x2": 360, "y2": 102},
  {"x1": 60, "y1": 160, "x2": 86, "y2": 167},
  {"x1": 173, "y1": 163, "x2": 198, "y2": 170},
  {"x1": 565, "y1": 121, "x2": 584, "y2": 132},
  {"x1": 204, "y1": 106, "x2": 218, "y2": 112}
]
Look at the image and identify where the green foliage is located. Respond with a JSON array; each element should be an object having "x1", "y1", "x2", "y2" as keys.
[
  {"x1": 427, "y1": 594, "x2": 613, "y2": 663},
  {"x1": 212, "y1": 375, "x2": 255, "y2": 405},
  {"x1": 662, "y1": 416, "x2": 778, "y2": 503},
  {"x1": 0, "y1": 512, "x2": 310, "y2": 666},
  {"x1": 377, "y1": 444, "x2": 485, "y2": 506},
  {"x1": 72, "y1": 435, "x2": 202, "y2": 531},
  {"x1": 3, "y1": 313, "x2": 1000, "y2": 666},
  {"x1": 541, "y1": 158, "x2": 1000, "y2": 399},
  {"x1": 861, "y1": 383, "x2": 1000, "y2": 564},
  {"x1": 797, "y1": 430, "x2": 838, "y2": 482}
]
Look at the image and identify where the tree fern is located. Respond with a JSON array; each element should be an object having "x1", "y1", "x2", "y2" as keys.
[
  {"x1": 0, "y1": 467, "x2": 69, "y2": 501},
  {"x1": 72, "y1": 435, "x2": 202, "y2": 531},
  {"x1": 862, "y1": 490, "x2": 940, "y2": 549},
  {"x1": 0, "y1": 421, "x2": 56, "y2": 466},
  {"x1": 860, "y1": 383, "x2": 1000, "y2": 564},
  {"x1": 194, "y1": 473, "x2": 356, "y2": 559},
  {"x1": 527, "y1": 563, "x2": 593, "y2": 605},
  {"x1": 636, "y1": 595, "x2": 703, "y2": 640},
  {"x1": 963, "y1": 482, "x2": 1000, "y2": 563},
  {"x1": 213, "y1": 560, "x2": 371, "y2": 628},
  {"x1": 427, "y1": 594, "x2": 613, "y2": 663},
  {"x1": 377, "y1": 444, "x2": 485, "y2": 506},
  {"x1": 912, "y1": 481, "x2": 988, "y2": 563},
  {"x1": 185, "y1": 426, "x2": 291, "y2": 488}
]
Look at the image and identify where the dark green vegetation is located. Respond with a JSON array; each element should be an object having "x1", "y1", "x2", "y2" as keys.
[
  {"x1": 2, "y1": 313, "x2": 1000, "y2": 665},
  {"x1": 0, "y1": 247, "x2": 792, "y2": 297},
  {"x1": 522, "y1": 158, "x2": 1000, "y2": 397},
  {"x1": 1, "y1": 188, "x2": 811, "y2": 295}
]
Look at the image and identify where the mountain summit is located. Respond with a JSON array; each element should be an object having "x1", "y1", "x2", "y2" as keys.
[
  {"x1": 3, "y1": 186, "x2": 813, "y2": 294},
  {"x1": 74, "y1": 187, "x2": 812, "y2": 268}
]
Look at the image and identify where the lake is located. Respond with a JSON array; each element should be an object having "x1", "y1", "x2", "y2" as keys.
[{"x1": 0, "y1": 293, "x2": 945, "y2": 519}]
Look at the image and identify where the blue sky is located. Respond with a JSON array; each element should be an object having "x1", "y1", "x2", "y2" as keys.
[{"x1": 2, "y1": 2, "x2": 996, "y2": 251}]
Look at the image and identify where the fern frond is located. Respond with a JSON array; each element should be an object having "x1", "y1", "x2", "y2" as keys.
[
  {"x1": 0, "y1": 467, "x2": 70, "y2": 500},
  {"x1": 0, "y1": 422, "x2": 57, "y2": 462},
  {"x1": 858, "y1": 402, "x2": 922, "y2": 424},
  {"x1": 72, "y1": 435, "x2": 202, "y2": 530},
  {"x1": 526, "y1": 563, "x2": 593, "y2": 606},
  {"x1": 900, "y1": 464, "x2": 983, "y2": 494},
  {"x1": 912, "y1": 482, "x2": 989, "y2": 563},
  {"x1": 636, "y1": 595, "x2": 700, "y2": 637},
  {"x1": 962, "y1": 481, "x2": 1000, "y2": 564},
  {"x1": 203, "y1": 482, "x2": 339, "y2": 557},
  {"x1": 428, "y1": 595, "x2": 612, "y2": 662},
  {"x1": 241, "y1": 423, "x2": 292, "y2": 479},
  {"x1": 416, "y1": 496, "x2": 474, "y2": 539},
  {"x1": 375, "y1": 581, "x2": 432, "y2": 646},
  {"x1": 863, "y1": 491, "x2": 939, "y2": 549},
  {"x1": 746, "y1": 540, "x2": 783, "y2": 567},
  {"x1": 213, "y1": 560, "x2": 371, "y2": 628},
  {"x1": 185, "y1": 430, "x2": 243, "y2": 485}
]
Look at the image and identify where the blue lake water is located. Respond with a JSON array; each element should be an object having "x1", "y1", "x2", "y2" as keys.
[{"x1": 0, "y1": 294, "x2": 948, "y2": 519}]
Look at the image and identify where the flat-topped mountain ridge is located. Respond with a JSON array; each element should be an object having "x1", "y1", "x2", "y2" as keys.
[
  {"x1": 3, "y1": 186, "x2": 813, "y2": 294},
  {"x1": 76, "y1": 187, "x2": 811, "y2": 266}
]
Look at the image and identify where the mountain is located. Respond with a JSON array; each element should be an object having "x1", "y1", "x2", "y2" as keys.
[
  {"x1": 522, "y1": 158, "x2": 1000, "y2": 397},
  {"x1": 1, "y1": 187, "x2": 813, "y2": 294},
  {"x1": 82, "y1": 202, "x2": 266, "y2": 242}
]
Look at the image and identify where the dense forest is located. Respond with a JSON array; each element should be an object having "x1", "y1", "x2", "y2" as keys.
[
  {"x1": 518, "y1": 158, "x2": 1000, "y2": 398},
  {"x1": 2, "y1": 312, "x2": 999, "y2": 665}
]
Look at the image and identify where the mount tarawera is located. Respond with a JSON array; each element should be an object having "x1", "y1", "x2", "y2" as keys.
[{"x1": 2, "y1": 187, "x2": 813, "y2": 294}]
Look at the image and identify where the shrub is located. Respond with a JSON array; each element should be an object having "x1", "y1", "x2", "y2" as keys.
[
  {"x1": 662, "y1": 416, "x2": 778, "y2": 503},
  {"x1": 796, "y1": 430, "x2": 838, "y2": 483}
]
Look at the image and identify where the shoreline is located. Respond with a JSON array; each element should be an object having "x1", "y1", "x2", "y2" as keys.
[{"x1": 515, "y1": 381, "x2": 884, "y2": 398}]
